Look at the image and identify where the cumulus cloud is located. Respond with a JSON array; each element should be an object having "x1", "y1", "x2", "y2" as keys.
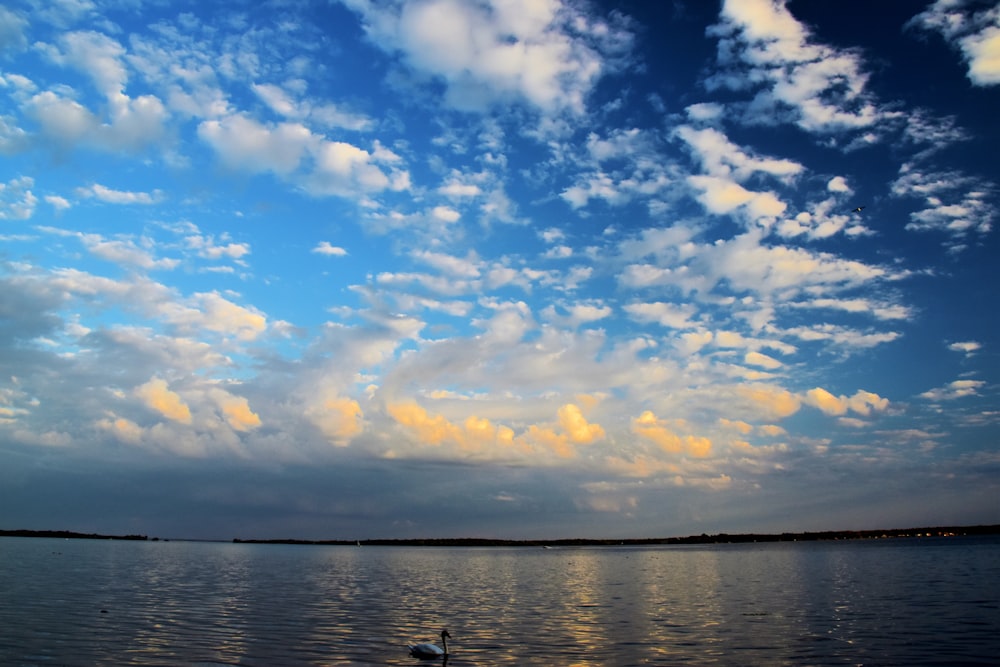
[
  {"x1": 198, "y1": 114, "x2": 312, "y2": 175},
  {"x1": 676, "y1": 125, "x2": 804, "y2": 182},
  {"x1": 803, "y1": 387, "x2": 889, "y2": 416},
  {"x1": 560, "y1": 128, "x2": 673, "y2": 208},
  {"x1": 211, "y1": 387, "x2": 262, "y2": 432},
  {"x1": 44, "y1": 195, "x2": 71, "y2": 211},
  {"x1": 624, "y1": 301, "x2": 697, "y2": 330},
  {"x1": 735, "y1": 384, "x2": 801, "y2": 420},
  {"x1": 308, "y1": 139, "x2": 411, "y2": 197},
  {"x1": 910, "y1": 0, "x2": 1000, "y2": 86},
  {"x1": 23, "y1": 30, "x2": 170, "y2": 153},
  {"x1": 948, "y1": 340, "x2": 980, "y2": 355},
  {"x1": 687, "y1": 174, "x2": 786, "y2": 220},
  {"x1": 706, "y1": 0, "x2": 880, "y2": 133},
  {"x1": 386, "y1": 400, "x2": 605, "y2": 461},
  {"x1": 919, "y1": 379, "x2": 984, "y2": 401},
  {"x1": 185, "y1": 234, "x2": 251, "y2": 261},
  {"x1": 631, "y1": 411, "x2": 713, "y2": 458},
  {"x1": 24, "y1": 89, "x2": 169, "y2": 153},
  {"x1": 387, "y1": 401, "x2": 515, "y2": 455},
  {"x1": 136, "y1": 377, "x2": 192, "y2": 424},
  {"x1": 313, "y1": 241, "x2": 348, "y2": 257},
  {"x1": 343, "y1": 0, "x2": 632, "y2": 115},
  {"x1": 157, "y1": 291, "x2": 267, "y2": 342},
  {"x1": 76, "y1": 183, "x2": 162, "y2": 204},
  {"x1": 890, "y1": 163, "x2": 994, "y2": 250},
  {"x1": 0, "y1": 0, "x2": 995, "y2": 540},
  {"x1": 0, "y1": 6, "x2": 28, "y2": 53},
  {"x1": 307, "y1": 394, "x2": 364, "y2": 444},
  {"x1": 0, "y1": 175, "x2": 37, "y2": 219}
]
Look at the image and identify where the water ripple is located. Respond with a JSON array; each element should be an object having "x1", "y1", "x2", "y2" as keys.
[{"x1": 1, "y1": 537, "x2": 998, "y2": 665}]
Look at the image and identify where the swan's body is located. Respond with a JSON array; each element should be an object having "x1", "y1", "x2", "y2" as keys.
[{"x1": 408, "y1": 629, "x2": 450, "y2": 659}]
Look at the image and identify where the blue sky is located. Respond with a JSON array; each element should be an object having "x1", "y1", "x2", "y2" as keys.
[{"x1": 1, "y1": 0, "x2": 997, "y2": 540}]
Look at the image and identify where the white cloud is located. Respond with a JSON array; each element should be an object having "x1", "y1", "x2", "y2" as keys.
[
  {"x1": 827, "y1": 176, "x2": 851, "y2": 193},
  {"x1": 431, "y1": 205, "x2": 461, "y2": 223},
  {"x1": 76, "y1": 183, "x2": 162, "y2": 204},
  {"x1": 253, "y1": 82, "x2": 374, "y2": 130},
  {"x1": 85, "y1": 237, "x2": 179, "y2": 270},
  {"x1": 252, "y1": 83, "x2": 298, "y2": 118},
  {"x1": 686, "y1": 175, "x2": 786, "y2": 220},
  {"x1": 412, "y1": 250, "x2": 481, "y2": 278},
  {"x1": 313, "y1": 241, "x2": 348, "y2": 257},
  {"x1": 624, "y1": 301, "x2": 698, "y2": 330},
  {"x1": 561, "y1": 128, "x2": 673, "y2": 209},
  {"x1": 791, "y1": 297, "x2": 910, "y2": 321},
  {"x1": 910, "y1": 0, "x2": 1000, "y2": 86},
  {"x1": 706, "y1": 0, "x2": 881, "y2": 134},
  {"x1": 308, "y1": 139, "x2": 410, "y2": 197},
  {"x1": 44, "y1": 195, "x2": 71, "y2": 211},
  {"x1": 198, "y1": 114, "x2": 312, "y2": 175},
  {"x1": 948, "y1": 340, "x2": 980, "y2": 355},
  {"x1": 0, "y1": 6, "x2": 28, "y2": 53},
  {"x1": 685, "y1": 102, "x2": 724, "y2": 122},
  {"x1": 541, "y1": 301, "x2": 612, "y2": 328},
  {"x1": 438, "y1": 181, "x2": 483, "y2": 198},
  {"x1": 343, "y1": 0, "x2": 632, "y2": 115},
  {"x1": 160, "y1": 291, "x2": 267, "y2": 342},
  {"x1": 676, "y1": 125, "x2": 804, "y2": 182},
  {"x1": 920, "y1": 379, "x2": 985, "y2": 401},
  {"x1": 185, "y1": 234, "x2": 251, "y2": 261},
  {"x1": 539, "y1": 227, "x2": 566, "y2": 244},
  {"x1": 891, "y1": 164, "x2": 994, "y2": 249},
  {"x1": 24, "y1": 89, "x2": 169, "y2": 153},
  {"x1": 0, "y1": 175, "x2": 37, "y2": 219},
  {"x1": 42, "y1": 31, "x2": 127, "y2": 99}
]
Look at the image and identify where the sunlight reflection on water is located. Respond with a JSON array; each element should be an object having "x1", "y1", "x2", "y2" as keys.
[{"x1": 1, "y1": 536, "x2": 998, "y2": 665}]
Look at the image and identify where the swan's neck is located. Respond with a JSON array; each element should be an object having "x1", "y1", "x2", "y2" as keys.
[{"x1": 442, "y1": 635, "x2": 448, "y2": 655}]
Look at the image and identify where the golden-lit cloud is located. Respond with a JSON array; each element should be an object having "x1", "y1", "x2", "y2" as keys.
[
  {"x1": 603, "y1": 453, "x2": 683, "y2": 478},
  {"x1": 737, "y1": 384, "x2": 801, "y2": 419},
  {"x1": 579, "y1": 493, "x2": 638, "y2": 513},
  {"x1": 744, "y1": 350, "x2": 782, "y2": 369},
  {"x1": 308, "y1": 395, "x2": 364, "y2": 445},
  {"x1": 559, "y1": 403, "x2": 605, "y2": 444},
  {"x1": 719, "y1": 418, "x2": 753, "y2": 434},
  {"x1": 386, "y1": 400, "x2": 605, "y2": 460},
  {"x1": 198, "y1": 292, "x2": 267, "y2": 341},
  {"x1": 631, "y1": 411, "x2": 714, "y2": 458},
  {"x1": 136, "y1": 377, "x2": 192, "y2": 424},
  {"x1": 521, "y1": 400, "x2": 607, "y2": 458},
  {"x1": 804, "y1": 387, "x2": 889, "y2": 416},
  {"x1": 386, "y1": 401, "x2": 524, "y2": 455},
  {"x1": 213, "y1": 390, "x2": 261, "y2": 432},
  {"x1": 387, "y1": 401, "x2": 461, "y2": 446},
  {"x1": 96, "y1": 416, "x2": 144, "y2": 444}
]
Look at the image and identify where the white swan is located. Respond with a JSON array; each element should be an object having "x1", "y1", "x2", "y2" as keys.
[{"x1": 408, "y1": 629, "x2": 450, "y2": 659}]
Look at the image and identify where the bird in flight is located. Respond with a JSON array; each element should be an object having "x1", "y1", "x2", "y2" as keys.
[{"x1": 852, "y1": 205, "x2": 866, "y2": 213}]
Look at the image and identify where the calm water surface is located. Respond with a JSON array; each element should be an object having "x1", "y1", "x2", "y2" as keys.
[{"x1": 1, "y1": 536, "x2": 997, "y2": 666}]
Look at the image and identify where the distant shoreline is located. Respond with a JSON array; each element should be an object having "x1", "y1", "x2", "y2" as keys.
[
  {"x1": 0, "y1": 524, "x2": 1000, "y2": 547},
  {"x1": 0, "y1": 529, "x2": 151, "y2": 541},
  {"x1": 233, "y1": 524, "x2": 1000, "y2": 546},
  {"x1": 5, "y1": 524, "x2": 998, "y2": 546}
]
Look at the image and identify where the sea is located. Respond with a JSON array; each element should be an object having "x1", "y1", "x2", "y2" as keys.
[{"x1": 0, "y1": 535, "x2": 997, "y2": 666}]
